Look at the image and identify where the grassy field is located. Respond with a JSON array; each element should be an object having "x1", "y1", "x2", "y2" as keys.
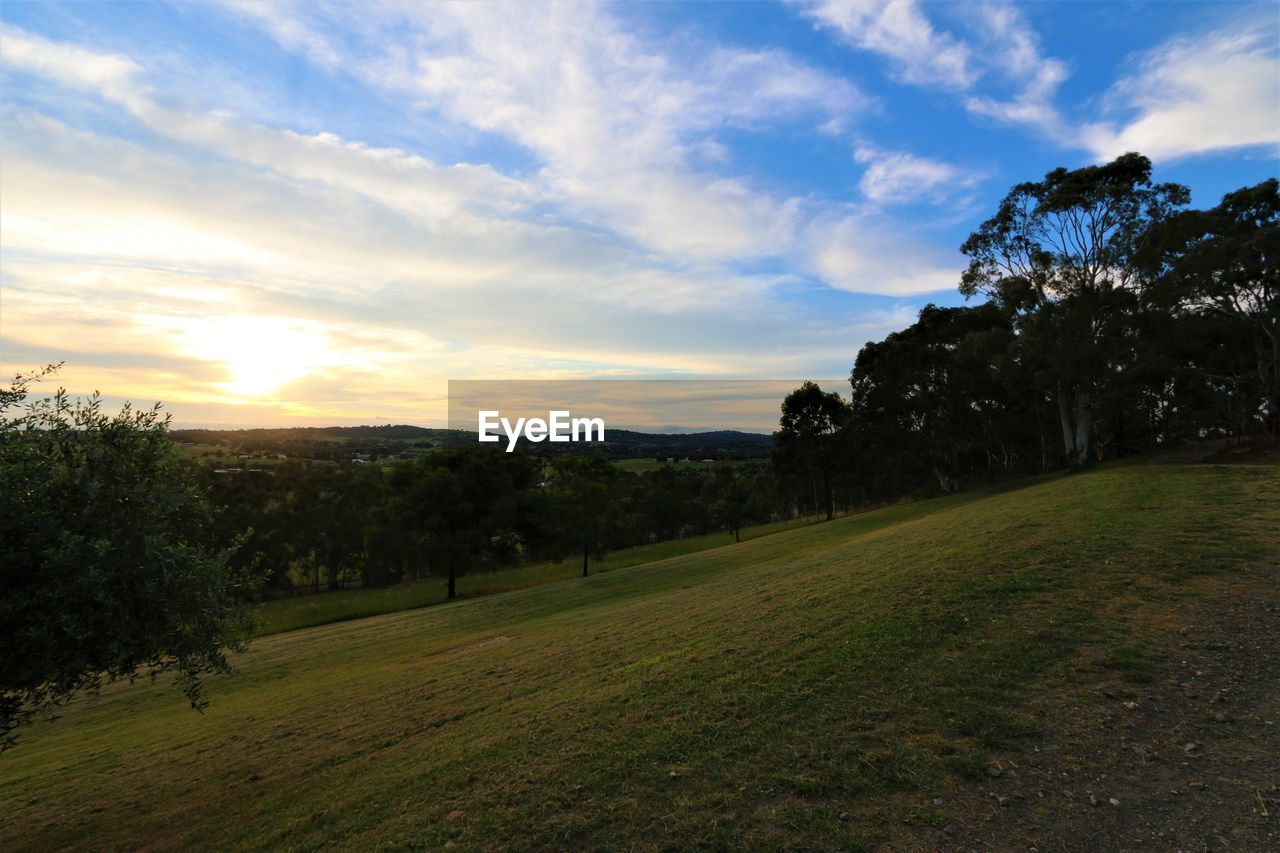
[
  {"x1": 1, "y1": 463, "x2": 1275, "y2": 850},
  {"x1": 257, "y1": 515, "x2": 830, "y2": 635}
]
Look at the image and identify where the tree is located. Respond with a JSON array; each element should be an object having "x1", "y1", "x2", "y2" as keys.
[
  {"x1": 384, "y1": 448, "x2": 536, "y2": 599},
  {"x1": 775, "y1": 382, "x2": 849, "y2": 520},
  {"x1": 705, "y1": 466, "x2": 757, "y2": 542},
  {"x1": 545, "y1": 454, "x2": 624, "y2": 576},
  {"x1": 850, "y1": 304, "x2": 1024, "y2": 494},
  {"x1": 0, "y1": 367, "x2": 254, "y2": 749},
  {"x1": 1141, "y1": 179, "x2": 1280, "y2": 438},
  {"x1": 960, "y1": 152, "x2": 1189, "y2": 468}
]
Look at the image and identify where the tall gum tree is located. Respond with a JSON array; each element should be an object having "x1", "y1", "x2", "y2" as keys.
[
  {"x1": 1141, "y1": 179, "x2": 1280, "y2": 439},
  {"x1": 959, "y1": 153, "x2": 1189, "y2": 469}
]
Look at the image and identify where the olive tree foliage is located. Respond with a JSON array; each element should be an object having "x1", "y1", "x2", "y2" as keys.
[
  {"x1": 960, "y1": 152, "x2": 1190, "y2": 468},
  {"x1": 1, "y1": 366, "x2": 255, "y2": 749}
]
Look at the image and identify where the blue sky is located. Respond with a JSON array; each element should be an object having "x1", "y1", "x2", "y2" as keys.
[{"x1": 1, "y1": 1, "x2": 1276, "y2": 427}]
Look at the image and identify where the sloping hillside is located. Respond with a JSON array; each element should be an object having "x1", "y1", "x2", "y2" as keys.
[{"x1": 1, "y1": 463, "x2": 1275, "y2": 850}]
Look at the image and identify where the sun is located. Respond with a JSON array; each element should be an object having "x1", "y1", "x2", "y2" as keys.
[{"x1": 178, "y1": 315, "x2": 333, "y2": 399}]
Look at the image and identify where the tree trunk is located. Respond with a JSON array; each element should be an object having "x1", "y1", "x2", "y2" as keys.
[
  {"x1": 447, "y1": 565, "x2": 456, "y2": 600},
  {"x1": 1074, "y1": 389, "x2": 1092, "y2": 465},
  {"x1": 1057, "y1": 383, "x2": 1092, "y2": 470},
  {"x1": 582, "y1": 539, "x2": 590, "y2": 577}
]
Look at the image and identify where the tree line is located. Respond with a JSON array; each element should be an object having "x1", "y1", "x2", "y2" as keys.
[
  {"x1": 200, "y1": 453, "x2": 787, "y2": 598},
  {"x1": 774, "y1": 155, "x2": 1277, "y2": 514}
]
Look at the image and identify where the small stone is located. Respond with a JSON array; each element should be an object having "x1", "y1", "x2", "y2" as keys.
[
  {"x1": 985, "y1": 765, "x2": 1003, "y2": 778},
  {"x1": 1109, "y1": 797, "x2": 1120, "y2": 807},
  {"x1": 838, "y1": 811, "x2": 850, "y2": 822},
  {"x1": 1123, "y1": 701, "x2": 1139, "y2": 710},
  {"x1": 944, "y1": 822, "x2": 960, "y2": 837},
  {"x1": 933, "y1": 798, "x2": 944, "y2": 806},
  {"x1": 1089, "y1": 794, "x2": 1099, "y2": 807}
]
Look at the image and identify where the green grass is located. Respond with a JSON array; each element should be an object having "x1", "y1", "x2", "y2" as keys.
[
  {"x1": 2, "y1": 464, "x2": 1275, "y2": 850},
  {"x1": 256, "y1": 515, "x2": 829, "y2": 635}
]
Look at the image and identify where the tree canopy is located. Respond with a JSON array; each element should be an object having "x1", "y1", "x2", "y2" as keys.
[{"x1": 1, "y1": 367, "x2": 254, "y2": 749}]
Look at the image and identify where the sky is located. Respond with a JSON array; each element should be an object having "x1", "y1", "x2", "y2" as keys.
[{"x1": 1, "y1": 0, "x2": 1277, "y2": 428}]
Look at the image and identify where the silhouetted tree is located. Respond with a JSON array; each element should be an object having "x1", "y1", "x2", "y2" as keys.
[
  {"x1": 961, "y1": 152, "x2": 1189, "y2": 468},
  {"x1": 775, "y1": 382, "x2": 849, "y2": 520}
]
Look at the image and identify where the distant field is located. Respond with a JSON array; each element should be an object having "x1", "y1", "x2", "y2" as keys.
[{"x1": 3, "y1": 464, "x2": 1275, "y2": 849}]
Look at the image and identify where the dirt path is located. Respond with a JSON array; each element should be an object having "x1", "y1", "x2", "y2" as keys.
[{"x1": 882, "y1": 569, "x2": 1279, "y2": 852}]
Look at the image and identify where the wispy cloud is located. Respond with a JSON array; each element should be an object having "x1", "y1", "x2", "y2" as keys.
[
  {"x1": 853, "y1": 143, "x2": 979, "y2": 205},
  {"x1": 799, "y1": 0, "x2": 1067, "y2": 135},
  {"x1": 1081, "y1": 22, "x2": 1280, "y2": 161},
  {"x1": 800, "y1": 0, "x2": 974, "y2": 89},
  {"x1": 962, "y1": 3, "x2": 1068, "y2": 137}
]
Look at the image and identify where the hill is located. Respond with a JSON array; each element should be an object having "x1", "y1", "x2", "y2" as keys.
[
  {"x1": 1, "y1": 463, "x2": 1276, "y2": 850},
  {"x1": 169, "y1": 425, "x2": 773, "y2": 461}
]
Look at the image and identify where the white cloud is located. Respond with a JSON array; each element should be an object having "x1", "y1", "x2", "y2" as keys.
[
  {"x1": 800, "y1": 0, "x2": 974, "y2": 89},
  {"x1": 962, "y1": 3, "x2": 1068, "y2": 136},
  {"x1": 853, "y1": 144, "x2": 978, "y2": 205},
  {"x1": 808, "y1": 213, "x2": 960, "y2": 296},
  {"x1": 800, "y1": 1, "x2": 1069, "y2": 136},
  {"x1": 0, "y1": 13, "x2": 963, "y2": 427},
  {"x1": 0, "y1": 25, "x2": 148, "y2": 108},
  {"x1": 0, "y1": 27, "x2": 535, "y2": 230},
  {"x1": 208, "y1": 0, "x2": 961, "y2": 296},
  {"x1": 1081, "y1": 23, "x2": 1280, "y2": 162},
  {"x1": 387, "y1": 2, "x2": 864, "y2": 262},
  {"x1": 218, "y1": 0, "x2": 343, "y2": 67}
]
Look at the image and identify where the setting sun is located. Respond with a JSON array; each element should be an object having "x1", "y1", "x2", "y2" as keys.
[{"x1": 176, "y1": 316, "x2": 333, "y2": 399}]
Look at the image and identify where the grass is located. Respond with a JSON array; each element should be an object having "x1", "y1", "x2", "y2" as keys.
[
  {"x1": 1, "y1": 463, "x2": 1275, "y2": 850},
  {"x1": 256, "y1": 514, "x2": 829, "y2": 635}
]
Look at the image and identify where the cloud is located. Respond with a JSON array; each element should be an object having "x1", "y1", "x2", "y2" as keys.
[
  {"x1": 0, "y1": 13, "x2": 956, "y2": 427},
  {"x1": 385, "y1": 2, "x2": 866, "y2": 262},
  {"x1": 808, "y1": 213, "x2": 960, "y2": 296},
  {"x1": 0, "y1": 25, "x2": 139, "y2": 89},
  {"x1": 218, "y1": 0, "x2": 343, "y2": 68},
  {"x1": 0, "y1": 27, "x2": 535, "y2": 230},
  {"x1": 799, "y1": 1, "x2": 1068, "y2": 136},
  {"x1": 799, "y1": 0, "x2": 974, "y2": 89},
  {"x1": 1080, "y1": 23, "x2": 1280, "y2": 162},
  {"x1": 853, "y1": 144, "x2": 979, "y2": 205},
  {"x1": 962, "y1": 3, "x2": 1068, "y2": 136}
]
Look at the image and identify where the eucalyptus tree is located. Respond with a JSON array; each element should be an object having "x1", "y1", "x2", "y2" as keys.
[
  {"x1": 1142, "y1": 178, "x2": 1280, "y2": 438},
  {"x1": 960, "y1": 152, "x2": 1189, "y2": 468},
  {"x1": 775, "y1": 381, "x2": 849, "y2": 520}
]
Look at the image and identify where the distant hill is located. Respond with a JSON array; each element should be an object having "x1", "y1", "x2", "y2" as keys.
[
  {"x1": 169, "y1": 424, "x2": 447, "y2": 444},
  {"x1": 169, "y1": 424, "x2": 774, "y2": 460}
]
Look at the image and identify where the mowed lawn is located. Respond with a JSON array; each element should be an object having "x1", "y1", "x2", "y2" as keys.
[
  {"x1": 257, "y1": 514, "x2": 828, "y2": 635},
  {"x1": 1, "y1": 464, "x2": 1276, "y2": 850}
]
